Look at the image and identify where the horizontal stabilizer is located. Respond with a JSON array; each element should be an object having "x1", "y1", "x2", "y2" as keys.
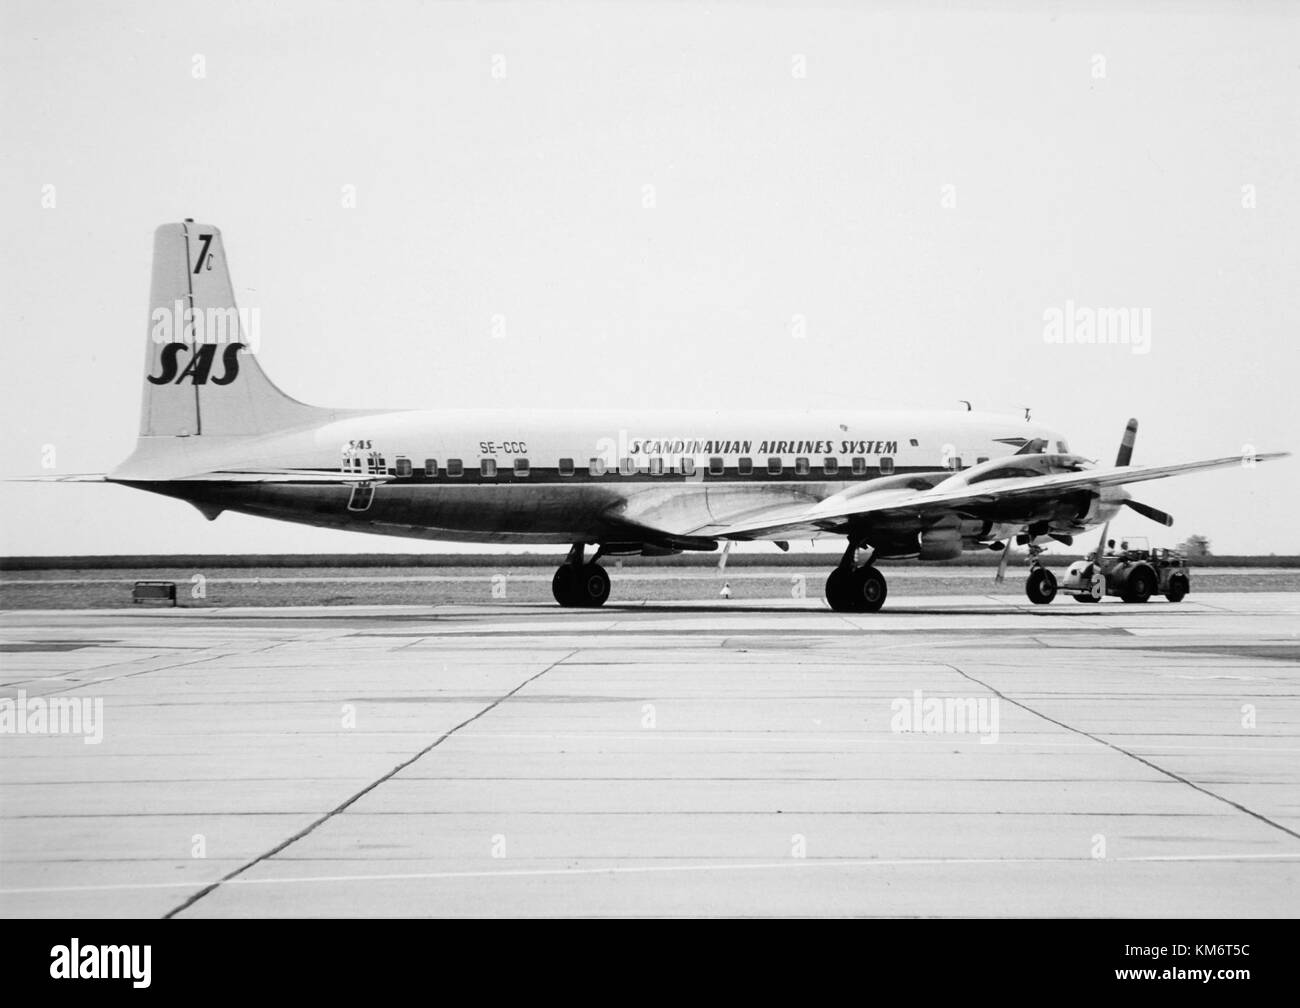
[{"x1": 4, "y1": 474, "x2": 107, "y2": 483}]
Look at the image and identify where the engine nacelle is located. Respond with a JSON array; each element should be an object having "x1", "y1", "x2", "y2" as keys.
[
  {"x1": 917, "y1": 523, "x2": 963, "y2": 561},
  {"x1": 1082, "y1": 486, "x2": 1128, "y2": 527}
]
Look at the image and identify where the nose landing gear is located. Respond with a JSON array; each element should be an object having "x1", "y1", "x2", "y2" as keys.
[{"x1": 1024, "y1": 543, "x2": 1057, "y2": 604}]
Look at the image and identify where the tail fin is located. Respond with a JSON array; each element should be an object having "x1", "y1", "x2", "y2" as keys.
[{"x1": 140, "y1": 221, "x2": 326, "y2": 437}]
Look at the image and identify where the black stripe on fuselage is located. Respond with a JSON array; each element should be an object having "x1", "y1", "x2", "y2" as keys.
[{"x1": 292, "y1": 464, "x2": 947, "y2": 485}]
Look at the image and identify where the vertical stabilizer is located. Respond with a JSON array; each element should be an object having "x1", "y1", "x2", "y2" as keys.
[{"x1": 140, "y1": 222, "x2": 326, "y2": 437}]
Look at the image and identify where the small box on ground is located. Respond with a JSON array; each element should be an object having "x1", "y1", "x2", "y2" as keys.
[{"x1": 132, "y1": 581, "x2": 177, "y2": 605}]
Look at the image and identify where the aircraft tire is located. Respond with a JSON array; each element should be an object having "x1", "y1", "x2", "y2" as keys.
[
  {"x1": 1026, "y1": 567, "x2": 1057, "y2": 604},
  {"x1": 854, "y1": 566, "x2": 888, "y2": 613},
  {"x1": 575, "y1": 563, "x2": 610, "y2": 607},
  {"x1": 825, "y1": 567, "x2": 856, "y2": 612},
  {"x1": 552, "y1": 565, "x2": 579, "y2": 606}
]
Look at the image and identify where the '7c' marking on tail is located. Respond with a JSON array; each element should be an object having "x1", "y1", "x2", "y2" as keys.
[{"x1": 194, "y1": 233, "x2": 214, "y2": 273}]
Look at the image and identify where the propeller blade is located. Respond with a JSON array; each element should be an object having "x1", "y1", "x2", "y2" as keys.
[
  {"x1": 994, "y1": 540, "x2": 1013, "y2": 583},
  {"x1": 1123, "y1": 499, "x2": 1174, "y2": 526},
  {"x1": 1086, "y1": 519, "x2": 1112, "y2": 599},
  {"x1": 1115, "y1": 417, "x2": 1139, "y2": 466}
]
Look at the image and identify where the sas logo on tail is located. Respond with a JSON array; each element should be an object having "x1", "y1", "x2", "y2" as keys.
[{"x1": 148, "y1": 343, "x2": 245, "y2": 385}]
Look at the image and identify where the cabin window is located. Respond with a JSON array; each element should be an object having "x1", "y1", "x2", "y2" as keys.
[
  {"x1": 589, "y1": 457, "x2": 607, "y2": 476},
  {"x1": 709, "y1": 457, "x2": 725, "y2": 475},
  {"x1": 947, "y1": 456, "x2": 963, "y2": 471},
  {"x1": 823, "y1": 457, "x2": 838, "y2": 476},
  {"x1": 480, "y1": 459, "x2": 497, "y2": 478},
  {"x1": 767, "y1": 456, "x2": 782, "y2": 475},
  {"x1": 559, "y1": 458, "x2": 575, "y2": 477},
  {"x1": 680, "y1": 457, "x2": 696, "y2": 476},
  {"x1": 513, "y1": 458, "x2": 529, "y2": 478},
  {"x1": 909, "y1": 438, "x2": 919, "y2": 447},
  {"x1": 880, "y1": 457, "x2": 895, "y2": 476},
  {"x1": 619, "y1": 457, "x2": 636, "y2": 476},
  {"x1": 649, "y1": 457, "x2": 664, "y2": 476},
  {"x1": 851, "y1": 457, "x2": 867, "y2": 476},
  {"x1": 738, "y1": 457, "x2": 753, "y2": 475},
  {"x1": 394, "y1": 457, "x2": 412, "y2": 478},
  {"x1": 977, "y1": 456, "x2": 989, "y2": 464},
  {"x1": 1056, "y1": 440, "x2": 1069, "y2": 453},
  {"x1": 446, "y1": 458, "x2": 463, "y2": 477},
  {"x1": 424, "y1": 459, "x2": 437, "y2": 477},
  {"x1": 795, "y1": 457, "x2": 810, "y2": 476}
]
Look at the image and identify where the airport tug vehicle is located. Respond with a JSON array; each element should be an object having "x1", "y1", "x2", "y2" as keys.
[{"x1": 1059, "y1": 538, "x2": 1190, "y2": 604}]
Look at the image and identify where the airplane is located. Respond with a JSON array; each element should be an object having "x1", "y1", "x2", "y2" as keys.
[{"x1": 29, "y1": 221, "x2": 1289, "y2": 612}]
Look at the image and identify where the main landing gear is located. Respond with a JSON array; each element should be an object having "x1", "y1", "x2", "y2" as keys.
[
  {"x1": 551, "y1": 544, "x2": 610, "y2": 608},
  {"x1": 825, "y1": 541, "x2": 888, "y2": 613}
]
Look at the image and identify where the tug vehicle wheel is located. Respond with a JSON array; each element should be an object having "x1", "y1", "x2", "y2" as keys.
[{"x1": 1121, "y1": 565, "x2": 1155, "y2": 604}]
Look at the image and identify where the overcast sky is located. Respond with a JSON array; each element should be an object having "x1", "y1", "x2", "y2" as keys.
[{"x1": 2, "y1": 0, "x2": 1296, "y2": 555}]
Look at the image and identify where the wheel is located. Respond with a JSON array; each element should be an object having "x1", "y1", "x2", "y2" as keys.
[
  {"x1": 575, "y1": 563, "x2": 610, "y2": 607},
  {"x1": 551, "y1": 565, "x2": 579, "y2": 606},
  {"x1": 852, "y1": 565, "x2": 888, "y2": 613},
  {"x1": 1164, "y1": 573, "x2": 1189, "y2": 603},
  {"x1": 1026, "y1": 567, "x2": 1057, "y2": 604},
  {"x1": 1121, "y1": 565, "x2": 1155, "y2": 604},
  {"x1": 552, "y1": 563, "x2": 611, "y2": 607},
  {"x1": 825, "y1": 566, "x2": 887, "y2": 612},
  {"x1": 825, "y1": 567, "x2": 855, "y2": 612},
  {"x1": 1072, "y1": 593, "x2": 1100, "y2": 603}
]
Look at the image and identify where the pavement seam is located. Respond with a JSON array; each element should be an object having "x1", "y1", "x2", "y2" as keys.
[
  {"x1": 943, "y1": 662, "x2": 1300, "y2": 844},
  {"x1": 161, "y1": 648, "x2": 579, "y2": 918},
  {"x1": 5, "y1": 646, "x2": 276, "y2": 698}
]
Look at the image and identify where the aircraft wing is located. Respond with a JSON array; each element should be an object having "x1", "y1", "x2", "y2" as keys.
[{"x1": 707, "y1": 452, "x2": 1290, "y2": 540}]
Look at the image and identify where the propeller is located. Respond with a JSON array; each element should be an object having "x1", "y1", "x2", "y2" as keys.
[
  {"x1": 1116, "y1": 417, "x2": 1139, "y2": 466},
  {"x1": 1108, "y1": 417, "x2": 1173, "y2": 525},
  {"x1": 1123, "y1": 498, "x2": 1174, "y2": 526},
  {"x1": 1086, "y1": 519, "x2": 1112, "y2": 599},
  {"x1": 994, "y1": 539, "x2": 1013, "y2": 583},
  {"x1": 1094, "y1": 520, "x2": 1112, "y2": 558}
]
